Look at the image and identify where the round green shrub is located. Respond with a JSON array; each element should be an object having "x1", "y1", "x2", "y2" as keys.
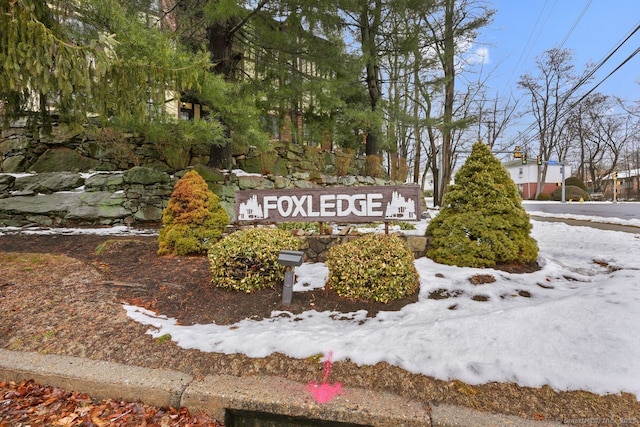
[
  {"x1": 565, "y1": 176, "x2": 587, "y2": 191},
  {"x1": 209, "y1": 227, "x2": 300, "y2": 292},
  {"x1": 158, "y1": 170, "x2": 229, "y2": 255},
  {"x1": 551, "y1": 185, "x2": 590, "y2": 201},
  {"x1": 426, "y1": 141, "x2": 538, "y2": 268},
  {"x1": 277, "y1": 222, "x2": 320, "y2": 234},
  {"x1": 326, "y1": 234, "x2": 419, "y2": 303},
  {"x1": 535, "y1": 192, "x2": 551, "y2": 201}
]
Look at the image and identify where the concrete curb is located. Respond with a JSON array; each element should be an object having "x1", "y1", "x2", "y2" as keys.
[
  {"x1": 0, "y1": 349, "x2": 560, "y2": 426},
  {"x1": 0, "y1": 349, "x2": 191, "y2": 409},
  {"x1": 431, "y1": 403, "x2": 559, "y2": 426}
]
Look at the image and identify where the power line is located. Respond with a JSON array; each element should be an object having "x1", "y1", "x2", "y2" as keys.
[
  {"x1": 557, "y1": 0, "x2": 592, "y2": 48},
  {"x1": 570, "y1": 44, "x2": 640, "y2": 108},
  {"x1": 503, "y1": 0, "x2": 553, "y2": 91},
  {"x1": 512, "y1": 22, "x2": 640, "y2": 149},
  {"x1": 564, "y1": 23, "x2": 640, "y2": 100}
]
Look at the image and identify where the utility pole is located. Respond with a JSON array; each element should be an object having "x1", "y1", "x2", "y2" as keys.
[
  {"x1": 537, "y1": 156, "x2": 566, "y2": 202},
  {"x1": 484, "y1": 120, "x2": 496, "y2": 148}
]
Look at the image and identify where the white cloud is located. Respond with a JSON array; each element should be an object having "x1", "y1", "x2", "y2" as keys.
[{"x1": 469, "y1": 46, "x2": 490, "y2": 65}]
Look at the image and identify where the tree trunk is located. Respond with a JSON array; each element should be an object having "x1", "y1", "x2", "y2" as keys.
[
  {"x1": 412, "y1": 59, "x2": 421, "y2": 184},
  {"x1": 207, "y1": 21, "x2": 235, "y2": 169},
  {"x1": 360, "y1": 2, "x2": 382, "y2": 165},
  {"x1": 437, "y1": 0, "x2": 455, "y2": 206}
]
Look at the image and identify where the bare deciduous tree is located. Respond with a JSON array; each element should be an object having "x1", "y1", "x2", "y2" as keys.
[{"x1": 518, "y1": 48, "x2": 588, "y2": 197}]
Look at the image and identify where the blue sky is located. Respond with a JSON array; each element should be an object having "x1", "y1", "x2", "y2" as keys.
[{"x1": 477, "y1": 0, "x2": 640, "y2": 103}]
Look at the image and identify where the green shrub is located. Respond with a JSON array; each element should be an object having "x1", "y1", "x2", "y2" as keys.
[
  {"x1": 146, "y1": 120, "x2": 224, "y2": 172},
  {"x1": 390, "y1": 221, "x2": 415, "y2": 231},
  {"x1": 426, "y1": 141, "x2": 538, "y2": 268},
  {"x1": 158, "y1": 170, "x2": 229, "y2": 255},
  {"x1": 209, "y1": 228, "x2": 300, "y2": 292},
  {"x1": 277, "y1": 222, "x2": 320, "y2": 233},
  {"x1": 326, "y1": 234, "x2": 419, "y2": 303},
  {"x1": 565, "y1": 176, "x2": 587, "y2": 191},
  {"x1": 551, "y1": 185, "x2": 590, "y2": 201},
  {"x1": 536, "y1": 192, "x2": 551, "y2": 201}
]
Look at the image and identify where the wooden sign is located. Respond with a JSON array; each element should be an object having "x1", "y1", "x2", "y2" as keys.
[{"x1": 235, "y1": 185, "x2": 422, "y2": 223}]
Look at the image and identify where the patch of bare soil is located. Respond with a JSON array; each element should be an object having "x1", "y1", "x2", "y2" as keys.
[{"x1": 1, "y1": 232, "x2": 638, "y2": 426}]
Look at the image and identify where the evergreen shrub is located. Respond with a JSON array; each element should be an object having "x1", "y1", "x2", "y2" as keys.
[
  {"x1": 535, "y1": 192, "x2": 551, "y2": 201},
  {"x1": 426, "y1": 141, "x2": 538, "y2": 268},
  {"x1": 277, "y1": 222, "x2": 320, "y2": 233},
  {"x1": 209, "y1": 228, "x2": 300, "y2": 292},
  {"x1": 565, "y1": 176, "x2": 587, "y2": 191},
  {"x1": 158, "y1": 170, "x2": 229, "y2": 255},
  {"x1": 326, "y1": 234, "x2": 419, "y2": 303},
  {"x1": 551, "y1": 185, "x2": 590, "y2": 201}
]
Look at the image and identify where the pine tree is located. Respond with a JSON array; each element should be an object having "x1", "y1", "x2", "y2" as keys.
[
  {"x1": 425, "y1": 141, "x2": 538, "y2": 268},
  {"x1": 0, "y1": 0, "x2": 255, "y2": 153}
]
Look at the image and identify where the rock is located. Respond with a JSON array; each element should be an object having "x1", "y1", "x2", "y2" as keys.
[
  {"x1": 238, "y1": 175, "x2": 274, "y2": 190},
  {"x1": 291, "y1": 172, "x2": 310, "y2": 180},
  {"x1": 0, "y1": 192, "x2": 78, "y2": 215},
  {"x1": 30, "y1": 147, "x2": 101, "y2": 172},
  {"x1": 292, "y1": 180, "x2": 317, "y2": 189},
  {"x1": 84, "y1": 173, "x2": 125, "y2": 191},
  {"x1": 321, "y1": 175, "x2": 338, "y2": 185},
  {"x1": 68, "y1": 192, "x2": 128, "y2": 220},
  {"x1": 133, "y1": 205, "x2": 164, "y2": 222},
  {"x1": 123, "y1": 166, "x2": 171, "y2": 185},
  {"x1": 405, "y1": 236, "x2": 427, "y2": 257},
  {"x1": 337, "y1": 176, "x2": 356, "y2": 186},
  {"x1": 0, "y1": 175, "x2": 16, "y2": 192},
  {"x1": 2, "y1": 155, "x2": 27, "y2": 172},
  {"x1": 14, "y1": 172, "x2": 84, "y2": 194},
  {"x1": 192, "y1": 165, "x2": 225, "y2": 183},
  {"x1": 220, "y1": 184, "x2": 240, "y2": 200},
  {"x1": 272, "y1": 176, "x2": 291, "y2": 189},
  {"x1": 357, "y1": 176, "x2": 376, "y2": 185},
  {"x1": 1, "y1": 136, "x2": 31, "y2": 153}
]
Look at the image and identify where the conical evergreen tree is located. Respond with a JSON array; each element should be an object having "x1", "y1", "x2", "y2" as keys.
[
  {"x1": 425, "y1": 141, "x2": 538, "y2": 268},
  {"x1": 158, "y1": 170, "x2": 229, "y2": 256}
]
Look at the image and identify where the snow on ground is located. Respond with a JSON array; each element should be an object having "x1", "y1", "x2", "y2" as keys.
[
  {"x1": 2, "y1": 213, "x2": 639, "y2": 398},
  {"x1": 525, "y1": 210, "x2": 640, "y2": 228},
  {"x1": 0, "y1": 225, "x2": 158, "y2": 236},
  {"x1": 125, "y1": 217, "x2": 640, "y2": 399}
]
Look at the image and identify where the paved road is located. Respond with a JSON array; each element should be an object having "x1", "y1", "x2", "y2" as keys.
[
  {"x1": 522, "y1": 201, "x2": 640, "y2": 221},
  {"x1": 530, "y1": 216, "x2": 640, "y2": 233}
]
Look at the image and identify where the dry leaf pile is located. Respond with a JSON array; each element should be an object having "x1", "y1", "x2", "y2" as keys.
[{"x1": 0, "y1": 380, "x2": 222, "y2": 427}]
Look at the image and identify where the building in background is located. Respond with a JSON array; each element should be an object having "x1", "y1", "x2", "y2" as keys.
[
  {"x1": 503, "y1": 160, "x2": 571, "y2": 200},
  {"x1": 602, "y1": 169, "x2": 640, "y2": 201}
]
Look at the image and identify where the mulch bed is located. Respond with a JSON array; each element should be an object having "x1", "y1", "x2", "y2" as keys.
[{"x1": 1, "y1": 231, "x2": 638, "y2": 426}]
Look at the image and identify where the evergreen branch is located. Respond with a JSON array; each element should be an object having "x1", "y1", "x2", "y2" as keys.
[{"x1": 228, "y1": 0, "x2": 270, "y2": 37}]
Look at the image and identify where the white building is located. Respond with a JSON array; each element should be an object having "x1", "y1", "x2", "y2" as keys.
[{"x1": 504, "y1": 160, "x2": 571, "y2": 199}]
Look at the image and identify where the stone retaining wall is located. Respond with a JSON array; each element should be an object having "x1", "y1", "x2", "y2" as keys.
[
  {"x1": 0, "y1": 122, "x2": 362, "y2": 177},
  {"x1": 0, "y1": 167, "x2": 172, "y2": 227},
  {"x1": 0, "y1": 167, "x2": 427, "y2": 257},
  {"x1": 0, "y1": 167, "x2": 404, "y2": 227}
]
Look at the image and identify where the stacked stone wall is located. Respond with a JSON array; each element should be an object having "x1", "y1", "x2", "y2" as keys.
[{"x1": 0, "y1": 168, "x2": 426, "y2": 258}]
